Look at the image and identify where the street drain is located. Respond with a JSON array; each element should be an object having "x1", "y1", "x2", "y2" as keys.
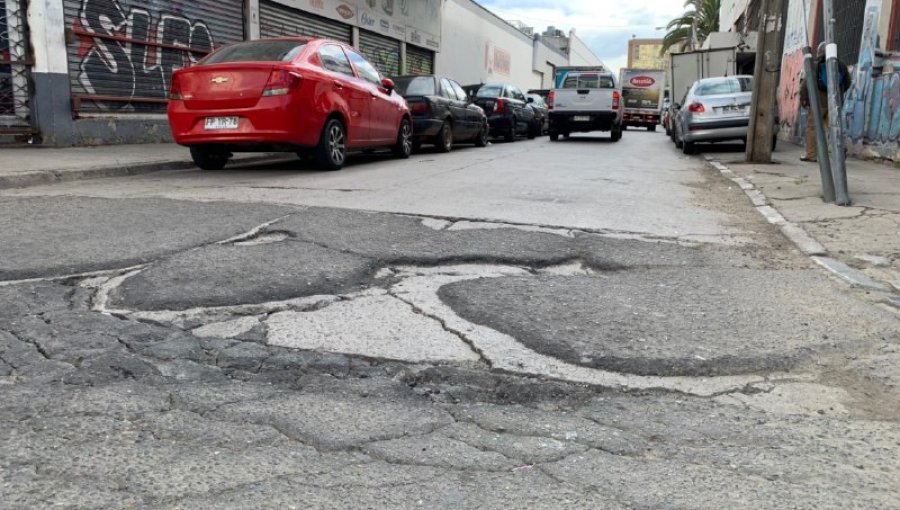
[{"x1": 234, "y1": 231, "x2": 291, "y2": 246}]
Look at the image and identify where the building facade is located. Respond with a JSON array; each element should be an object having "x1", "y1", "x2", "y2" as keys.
[
  {"x1": 723, "y1": 0, "x2": 900, "y2": 161},
  {"x1": 0, "y1": 0, "x2": 601, "y2": 146},
  {"x1": 627, "y1": 38, "x2": 667, "y2": 70}
]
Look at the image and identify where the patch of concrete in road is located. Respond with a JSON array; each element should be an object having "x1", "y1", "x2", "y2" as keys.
[
  {"x1": 266, "y1": 294, "x2": 481, "y2": 363},
  {"x1": 192, "y1": 316, "x2": 261, "y2": 339},
  {"x1": 0, "y1": 196, "x2": 291, "y2": 281},
  {"x1": 715, "y1": 382, "x2": 852, "y2": 417},
  {"x1": 437, "y1": 269, "x2": 899, "y2": 377}
]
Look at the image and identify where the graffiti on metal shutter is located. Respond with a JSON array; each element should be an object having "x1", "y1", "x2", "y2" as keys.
[{"x1": 72, "y1": 0, "x2": 216, "y2": 111}]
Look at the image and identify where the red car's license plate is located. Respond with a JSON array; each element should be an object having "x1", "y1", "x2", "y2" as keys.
[{"x1": 204, "y1": 117, "x2": 239, "y2": 130}]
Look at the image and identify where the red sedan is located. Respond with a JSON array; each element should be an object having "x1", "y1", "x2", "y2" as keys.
[{"x1": 168, "y1": 37, "x2": 412, "y2": 171}]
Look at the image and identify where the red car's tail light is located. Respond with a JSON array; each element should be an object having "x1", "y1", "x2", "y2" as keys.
[
  {"x1": 688, "y1": 102, "x2": 706, "y2": 113},
  {"x1": 169, "y1": 74, "x2": 184, "y2": 100},
  {"x1": 547, "y1": 91, "x2": 555, "y2": 110},
  {"x1": 494, "y1": 99, "x2": 506, "y2": 113},
  {"x1": 612, "y1": 91, "x2": 620, "y2": 110},
  {"x1": 262, "y1": 70, "x2": 302, "y2": 97}
]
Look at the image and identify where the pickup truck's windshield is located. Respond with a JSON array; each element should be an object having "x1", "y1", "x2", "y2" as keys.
[{"x1": 560, "y1": 73, "x2": 614, "y2": 89}]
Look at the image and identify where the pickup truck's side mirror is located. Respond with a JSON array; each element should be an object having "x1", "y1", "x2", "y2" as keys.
[
  {"x1": 673, "y1": 103, "x2": 681, "y2": 110},
  {"x1": 526, "y1": 97, "x2": 534, "y2": 103}
]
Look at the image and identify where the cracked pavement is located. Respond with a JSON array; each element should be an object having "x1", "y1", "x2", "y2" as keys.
[{"x1": 2, "y1": 134, "x2": 899, "y2": 508}]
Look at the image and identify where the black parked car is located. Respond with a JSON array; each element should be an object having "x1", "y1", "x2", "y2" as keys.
[
  {"x1": 470, "y1": 83, "x2": 536, "y2": 142},
  {"x1": 526, "y1": 93, "x2": 549, "y2": 135},
  {"x1": 391, "y1": 75, "x2": 489, "y2": 152}
]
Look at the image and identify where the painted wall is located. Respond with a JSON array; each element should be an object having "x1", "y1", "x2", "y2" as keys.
[
  {"x1": 532, "y1": 36, "x2": 568, "y2": 89},
  {"x1": 843, "y1": 0, "x2": 900, "y2": 160},
  {"x1": 720, "y1": 0, "x2": 753, "y2": 31},
  {"x1": 567, "y1": 30, "x2": 603, "y2": 67},
  {"x1": 777, "y1": 0, "x2": 813, "y2": 143},
  {"x1": 435, "y1": 0, "x2": 538, "y2": 89}
]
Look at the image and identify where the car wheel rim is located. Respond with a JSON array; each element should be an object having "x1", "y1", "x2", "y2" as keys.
[
  {"x1": 401, "y1": 122, "x2": 412, "y2": 155},
  {"x1": 329, "y1": 125, "x2": 345, "y2": 164},
  {"x1": 443, "y1": 125, "x2": 451, "y2": 149}
]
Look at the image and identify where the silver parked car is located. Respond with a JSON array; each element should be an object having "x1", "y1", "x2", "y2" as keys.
[{"x1": 672, "y1": 75, "x2": 775, "y2": 155}]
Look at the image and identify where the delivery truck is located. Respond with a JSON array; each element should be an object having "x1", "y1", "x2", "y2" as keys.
[{"x1": 619, "y1": 69, "x2": 666, "y2": 131}]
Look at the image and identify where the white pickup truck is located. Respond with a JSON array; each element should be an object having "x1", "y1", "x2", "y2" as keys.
[{"x1": 547, "y1": 67, "x2": 623, "y2": 142}]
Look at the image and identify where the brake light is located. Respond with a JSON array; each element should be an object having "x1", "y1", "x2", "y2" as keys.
[
  {"x1": 548, "y1": 91, "x2": 555, "y2": 110},
  {"x1": 169, "y1": 74, "x2": 183, "y2": 100},
  {"x1": 262, "y1": 69, "x2": 302, "y2": 97},
  {"x1": 688, "y1": 102, "x2": 706, "y2": 113},
  {"x1": 494, "y1": 99, "x2": 506, "y2": 113},
  {"x1": 612, "y1": 91, "x2": 620, "y2": 110},
  {"x1": 409, "y1": 100, "x2": 430, "y2": 115}
]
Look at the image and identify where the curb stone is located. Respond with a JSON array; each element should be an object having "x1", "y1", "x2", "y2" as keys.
[{"x1": 0, "y1": 153, "x2": 289, "y2": 190}]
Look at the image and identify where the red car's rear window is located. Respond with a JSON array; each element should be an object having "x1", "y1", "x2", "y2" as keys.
[{"x1": 202, "y1": 41, "x2": 308, "y2": 64}]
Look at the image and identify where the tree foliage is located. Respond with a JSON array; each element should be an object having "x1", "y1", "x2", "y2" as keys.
[{"x1": 661, "y1": 0, "x2": 721, "y2": 54}]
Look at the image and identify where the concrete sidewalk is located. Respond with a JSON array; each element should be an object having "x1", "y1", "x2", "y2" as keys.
[
  {"x1": 0, "y1": 143, "x2": 281, "y2": 189},
  {"x1": 707, "y1": 144, "x2": 900, "y2": 306}
]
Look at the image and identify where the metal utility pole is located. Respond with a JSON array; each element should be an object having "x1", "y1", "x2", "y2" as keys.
[
  {"x1": 803, "y1": 46, "x2": 835, "y2": 202},
  {"x1": 746, "y1": 0, "x2": 785, "y2": 162},
  {"x1": 823, "y1": 5, "x2": 851, "y2": 205}
]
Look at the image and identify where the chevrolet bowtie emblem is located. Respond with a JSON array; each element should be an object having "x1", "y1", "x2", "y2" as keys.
[{"x1": 210, "y1": 76, "x2": 229, "y2": 84}]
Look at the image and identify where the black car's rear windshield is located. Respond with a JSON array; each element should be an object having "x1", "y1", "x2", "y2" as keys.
[
  {"x1": 560, "y1": 73, "x2": 614, "y2": 89},
  {"x1": 203, "y1": 41, "x2": 308, "y2": 64},
  {"x1": 393, "y1": 76, "x2": 435, "y2": 96},
  {"x1": 476, "y1": 85, "x2": 503, "y2": 98}
]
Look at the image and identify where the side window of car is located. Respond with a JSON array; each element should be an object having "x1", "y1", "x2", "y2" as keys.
[
  {"x1": 450, "y1": 80, "x2": 468, "y2": 102},
  {"x1": 319, "y1": 45, "x2": 353, "y2": 76},
  {"x1": 440, "y1": 78, "x2": 456, "y2": 100},
  {"x1": 510, "y1": 87, "x2": 525, "y2": 101},
  {"x1": 346, "y1": 50, "x2": 382, "y2": 86}
]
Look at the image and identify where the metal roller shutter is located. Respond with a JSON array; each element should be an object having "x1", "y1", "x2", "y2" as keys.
[
  {"x1": 358, "y1": 30, "x2": 400, "y2": 78},
  {"x1": 405, "y1": 45, "x2": 434, "y2": 75},
  {"x1": 64, "y1": 0, "x2": 244, "y2": 114},
  {"x1": 259, "y1": 1, "x2": 351, "y2": 43}
]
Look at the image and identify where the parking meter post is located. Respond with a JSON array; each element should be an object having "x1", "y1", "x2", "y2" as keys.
[
  {"x1": 803, "y1": 47, "x2": 835, "y2": 202},
  {"x1": 825, "y1": 36, "x2": 850, "y2": 205}
]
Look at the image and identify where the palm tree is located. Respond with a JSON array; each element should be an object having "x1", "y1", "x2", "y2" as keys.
[{"x1": 661, "y1": 0, "x2": 721, "y2": 54}]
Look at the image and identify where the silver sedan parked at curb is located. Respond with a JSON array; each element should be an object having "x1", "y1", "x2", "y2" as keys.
[{"x1": 673, "y1": 75, "x2": 776, "y2": 155}]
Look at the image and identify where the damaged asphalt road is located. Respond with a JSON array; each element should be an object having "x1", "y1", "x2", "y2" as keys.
[{"x1": 2, "y1": 159, "x2": 900, "y2": 508}]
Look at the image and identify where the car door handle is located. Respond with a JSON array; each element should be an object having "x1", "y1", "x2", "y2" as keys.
[
  {"x1": 333, "y1": 81, "x2": 344, "y2": 90},
  {"x1": 370, "y1": 91, "x2": 377, "y2": 98}
]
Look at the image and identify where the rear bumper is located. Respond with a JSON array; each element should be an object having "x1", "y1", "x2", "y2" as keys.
[
  {"x1": 411, "y1": 117, "x2": 443, "y2": 140},
  {"x1": 682, "y1": 118, "x2": 749, "y2": 142},
  {"x1": 487, "y1": 115, "x2": 513, "y2": 135},
  {"x1": 623, "y1": 112, "x2": 660, "y2": 125},
  {"x1": 167, "y1": 96, "x2": 323, "y2": 148},
  {"x1": 549, "y1": 111, "x2": 618, "y2": 132}
]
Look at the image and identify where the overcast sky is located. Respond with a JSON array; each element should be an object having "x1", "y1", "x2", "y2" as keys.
[{"x1": 476, "y1": 0, "x2": 689, "y2": 74}]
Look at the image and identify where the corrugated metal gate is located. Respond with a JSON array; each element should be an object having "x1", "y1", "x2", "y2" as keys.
[
  {"x1": 405, "y1": 45, "x2": 433, "y2": 75},
  {"x1": 1, "y1": 0, "x2": 34, "y2": 134},
  {"x1": 64, "y1": 0, "x2": 244, "y2": 114},
  {"x1": 358, "y1": 29, "x2": 400, "y2": 77},
  {"x1": 259, "y1": 1, "x2": 351, "y2": 42}
]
